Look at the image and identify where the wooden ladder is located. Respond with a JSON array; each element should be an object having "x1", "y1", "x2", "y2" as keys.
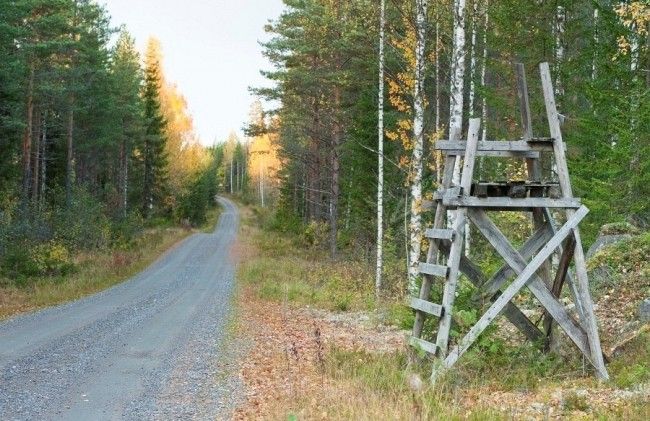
[{"x1": 410, "y1": 118, "x2": 481, "y2": 357}]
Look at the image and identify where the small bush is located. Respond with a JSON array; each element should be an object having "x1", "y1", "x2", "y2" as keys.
[
  {"x1": 562, "y1": 390, "x2": 590, "y2": 412},
  {"x1": 31, "y1": 240, "x2": 75, "y2": 276},
  {"x1": 300, "y1": 221, "x2": 329, "y2": 248}
]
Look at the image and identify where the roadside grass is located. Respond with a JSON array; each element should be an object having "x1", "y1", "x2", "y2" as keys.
[
  {"x1": 199, "y1": 205, "x2": 222, "y2": 233},
  {"x1": 236, "y1": 206, "x2": 650, "y2": 420},
  {"x1": 0, "y1": 227, "x2": 192, "y2": 319}
]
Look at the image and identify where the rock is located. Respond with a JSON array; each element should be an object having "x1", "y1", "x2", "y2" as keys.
[
  {"x1": 530, "y1": 402, "x2": 546, "y2": 413},
  {"x1": 639, "y1": 298, "x2": 650, "y2": 322},
  {"x1": 587, "y1": 234, "x2": 632, "y2": 259}
]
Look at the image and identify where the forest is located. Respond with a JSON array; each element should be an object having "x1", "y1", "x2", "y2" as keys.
[
  {"x1": 253, "y1": 0, "x2": 648, "y2": 295},
  {"x1": 0, "y1": 0, "x2": 223, "y2": 284}
]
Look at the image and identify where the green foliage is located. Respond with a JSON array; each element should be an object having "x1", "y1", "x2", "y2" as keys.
[
  {"x1": 52, "y1": 187, "x2": 112, "y2": 250},
  {"x1": 588, "y1": 232, "x2": 650, "y2": 280},
  {"x1": 176, "y1": 152, "x2": 219, "y2": 226},
  {"x1": 609, "y1": 331, "x2": 650, "y2": 388}
]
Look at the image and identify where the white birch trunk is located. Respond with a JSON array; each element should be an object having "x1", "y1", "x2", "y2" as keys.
[
  {"x1": 592, "y1": 8, "x2": 599, "y2": 80},
  {"x1": 435, "y1": 13, "x2": 441, "y2": 134},
  {"x1": 448, "y1": 0, "x2": 467, "y2": 226},
  {"x1": 464, "y1": 0, "x2": 480, "y2": 257},
  {"x1": 376, "y1": 0, "x2": 386, "y2": 296},
  {"x1": 554, "y1": 5, "x2": 565, "y2": 96},
  {"x1": 230, "y1": 158, "x2": 234, "y2": 194},
  {"x1": 468, "y1": 0, "x2": 479, "y2": 118},
  {"x1": 408, "y1": 0, "x2": 428, "y2": 294},
  {"x1": 480, "y1": 1, "x2": 489, "y2": 143}
]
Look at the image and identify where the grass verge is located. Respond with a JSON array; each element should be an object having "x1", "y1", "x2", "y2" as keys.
[
  {"x1": 235, "y1": 207, "x2": 650, "y2": 420},
  {"x1": 0, "y1": 222, "x2": 213, "y2": 321}
]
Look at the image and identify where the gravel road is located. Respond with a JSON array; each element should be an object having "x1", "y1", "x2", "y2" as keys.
[{"x1": 0, "y1": 197, "x2": 242, "y2": 420}]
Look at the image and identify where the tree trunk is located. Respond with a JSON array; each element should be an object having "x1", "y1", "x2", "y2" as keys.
[
  {"x1": 40, "y1": 113, "x2": 47, "y2": 207},
  {"x1": 408, "y1": 0, "x2": 427, "y2": 294},
  {"x1": 330, "y1": 88, "x2": 341, "y2": 259},
  {"x1": 32, "y1": 110, "x2": 41, "y2": 203},
  {"x1": 480, "y1": 1, "x2": 489, "y2": 143},
  {"x1": 66, "y1": 99, "x2": 75, "y2": 206},
  {"x1": 376, "y1": 0, "x2": 386, "y2": 296},
  {"x1": 449, "y1": 0, "x2": 467, "y2": 188},
  {"x1": 22, "y1": 63, "x2": 35, "y2": 204},
  {"x1": 120, "y1": 134, "x2": 128, "y2": 217}
]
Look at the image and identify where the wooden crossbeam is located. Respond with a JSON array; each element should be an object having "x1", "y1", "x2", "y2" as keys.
[
  {"x1": 475, "y1": 223, "x2": 554, "y2": 300},
  {"x1": 440, "y1": 150, "x2": 541, "y2": 159},
  {"x1": 439, "y1": 206, "x2": 590, "y2": 377},
  {"x1": 435, "y1": 140, "x2": 555, "y2": 152},
  {"x1": 442, "y1": 196, "x2": 581, "y2": 209},
  {"x1": 433, "y1": 240, "x2": 544, "y2": 343},
  {"x1": 468, "y1": 209, "x2": 595, "y2": 367}
]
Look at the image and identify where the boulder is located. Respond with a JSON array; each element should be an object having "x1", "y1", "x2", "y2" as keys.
[
  {"x1": 639, "y1": 299, "x2": 650, "y2": 323},
  {"x1": 587, "y1": 234, "x2": 632, "y2": 259},
  {"x1": 586, "y1": 223, "x2": 639, "y2": 259}
]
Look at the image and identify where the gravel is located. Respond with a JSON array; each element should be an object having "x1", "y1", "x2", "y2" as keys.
[{"x1": 0, "y1": 197, "x2": 242, "y2": 421}]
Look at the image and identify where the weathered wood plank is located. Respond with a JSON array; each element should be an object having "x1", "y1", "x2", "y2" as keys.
[
  {"x1": 410, "y1": 336, "x2": 438, "y2": 354},
  {"x1": 442, "y1": 149, "x2": 541, "y2": 159},
  {"x1": 435, "y1": 240, "x2": 545, "y2": 343},
  {"x1": 476, "y1": 223, "x2": 554, "y2": 299},
  {"x1": 516, "y1": 63, "x2": 534, "y2": 141},
  {"x1": 442, "y1": 196, "x2": 581, "y2": 209},
  {"x1": 419, "y1": 262, "x2": 449, "y2": 277},
  {"x1": 435, "y1": 118, "x2": 481, "y2": 357},
  {"x1": 441, "y1": 206, "x2": 589, "y2": 372},
  {"x1": 436, "y1": 140, "x2": 555, "y2": 152},
  {"x1": 544, "y1": 235, "x2": 576, "y2": 349},
  {"x1": 541, "y1": 62, "x2": 608, "y2": 380},
  {"x1": 468, "y1": 208, "x2": 593, "y2": 364},
  {"x1": 425, "y1": 228, "x2": 455, "y2": 241},
  {"x1": 410, "y1": 297, "x2": 444, "y2": 318},
  {"x1": 412, "y1": 152, "x2": 457, "y2": 338}
]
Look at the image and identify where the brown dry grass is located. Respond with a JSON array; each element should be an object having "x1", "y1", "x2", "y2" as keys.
[
  {"x1": 232, "y1": 208, "x2": 650, "y2": 420},
  {"x1": 0, "y1": 227, "x2": 193, "y2": 320}
]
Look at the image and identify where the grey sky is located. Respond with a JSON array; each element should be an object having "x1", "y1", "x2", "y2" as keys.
[{"x1": 102, "y1": 0, "x2": 285, "y2": 145}]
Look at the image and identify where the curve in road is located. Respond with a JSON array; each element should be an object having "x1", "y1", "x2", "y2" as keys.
[{"x1": 0, "y1": 197, "x2": 241, "y2": 420}]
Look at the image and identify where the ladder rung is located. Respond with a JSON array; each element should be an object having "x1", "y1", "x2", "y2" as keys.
[
  {"x1": 410, "y1": 297, "x2": 444, "y2": 317},
  {"x1": 419, "y1": 263, "x2": 449, "y2": 277},
  {"x1": 409, "y1": 336, "x2": 437, "y2": 355},
  {"x1": 425, "y1": 228, "x2": 455, "y2": 241}
]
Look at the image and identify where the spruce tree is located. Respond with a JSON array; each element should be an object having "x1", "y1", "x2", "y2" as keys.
[{"x1": 139, "y1": 39, "x2": 169, "y2": 218}]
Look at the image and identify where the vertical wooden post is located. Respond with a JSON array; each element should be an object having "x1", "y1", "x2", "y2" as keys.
[
  {"x1": 516, "y1": 62, "x2": 554, "y2": 308},
  {"x1": 540, "y1": 62, "x2": 608, "y2": 380}
]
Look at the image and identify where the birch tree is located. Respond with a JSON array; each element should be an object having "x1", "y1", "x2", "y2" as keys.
[
  {"x1": 449, "y1": 0, "x2": 467, "y2": 187},
  {"x1": 376, "y1": 0, "x2": 386, "y2": 296},
  {"x1": 408, "y1": 0, "x2": 428, "y2": 294}
]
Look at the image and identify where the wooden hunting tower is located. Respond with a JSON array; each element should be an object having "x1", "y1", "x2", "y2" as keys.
[{"x1": 409, "y1": 63, "x2": 609, "y2": 381}]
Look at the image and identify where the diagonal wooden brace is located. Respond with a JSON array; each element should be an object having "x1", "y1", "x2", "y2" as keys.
[
  {"x1": 439, "y1": 206, "x2": 591, "y2": 377},
  {"x1": 468, "y1": 208, "x2": 597, "y2": 370}
]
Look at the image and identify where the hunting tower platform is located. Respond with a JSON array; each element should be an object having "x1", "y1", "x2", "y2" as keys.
[{"x1": 409, "y1": 63, "x2": 609, "y2": 381}]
